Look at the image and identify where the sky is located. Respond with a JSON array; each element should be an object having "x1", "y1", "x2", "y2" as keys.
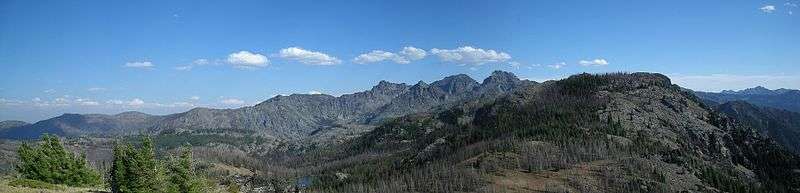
[{"x1": 0, "y1": 0, "x2": 798, "y2": 122}]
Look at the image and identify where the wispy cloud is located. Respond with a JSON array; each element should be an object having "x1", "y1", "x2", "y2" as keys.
[
  {"x1": 547, "y1": 62, "x2": 566, "y2": 69},
  {"x1": 87, "y1": 87, "x2": 106, "y2": 92},
  {"x1": 220, "y1": 98, "x2": 245, "y2": 105},
  {"x1": 578, "y1": 58, "x2": 609, "y2": 66},
  {"x1": 128, "y1": 98, "x2": 145, "y2": 106},
  {"x1": 279, "y1": 47, "x2": 341, "y2": 65},
  {"x1": 430, "y1": 46, "x2": 511, "y2": 65},
  {"x1": 124, "y1": 61, "x2": 154, "y2": 69},
  {"x1": 175, "y1": 59, "x2": 213, "y2": 71},
  {"x1": 174, "y1": 65, "x2": 193, "y2": 71},
  {"x1": 760, "y1": 5, "x2": 776, "y2": 13}
]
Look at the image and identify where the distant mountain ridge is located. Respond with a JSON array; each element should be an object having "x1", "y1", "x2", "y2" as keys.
[
  {"x1": 0, "y1": 120, "x2": 28, "y2": 130},
  {"x1": 0, "y1": 111, "x2": 164, "y2": 139},
  {"x1": 0, "y1": 71, "x2": 533, "y2": 140},
  {"x1": 719, "y1": 86, "x2": 796, "y2": 95},
  {"x1": 695, "y1": 86, "x2": 800, "y2": 113},
  {"x1": 714, "y1": 101, "x2": 800, "y2": 154}
]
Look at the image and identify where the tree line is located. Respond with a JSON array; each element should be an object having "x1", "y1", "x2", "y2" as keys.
[{"x1": 14, "y1": 134, "x2": 210, "y2": 193}]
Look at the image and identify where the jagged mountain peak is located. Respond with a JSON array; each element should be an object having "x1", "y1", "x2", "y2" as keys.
[
  {"x1": 432, "y1": 74, "x2": 479, "y2": 95},
  {"x1": 482, "y1": 70, "x2": 519, "y2": 85},
  {"x1": 411, "y1": 81, "x2": 429, "y2": 88},
  {"x1": 371, "y1": 80, "x2": 408, "y2": 92}
]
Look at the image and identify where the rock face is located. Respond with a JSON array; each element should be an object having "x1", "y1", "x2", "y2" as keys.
[
  {"x1": 696, "y1": 86, "x2": 800, "y2": 113},
  {"x1": 0, "y1": 112, "x2": 163, "y2": 139},
  {"x1": 715, "y1": 101, "x2": 800, "y2": 154},
  {"x1": 0, "y1": 71, "x2": 534, "y2": 141}
]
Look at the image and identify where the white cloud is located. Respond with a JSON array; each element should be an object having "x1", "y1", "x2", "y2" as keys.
[
  {"x1": 308, "y1": 90, "x2": 323, "y2": 95},
  {"x1": 43, "y1": 89, "x2": 55, "y2": 94},
  {"x1": 354, "y1": 50, "x2": 407, "y2": 64},
  {"x1": 430, "y1": 46, "x2": 511, "y2": 65},
  {"x1": 221, "y1": 98, "x2": 245, "y2": 105},
  {"x1": 193, "y1": 59, "x2": 210, "y2": 65},
  {"x1": 128, "y1": 98, "x2": 145, "y2": 106},
  {"x1": 106, "y1": 100, "x2": 125, "y2": 105},
  {"x1": 760, "y1": 5, "x2": 776, "y2": 13},
  {"x1": 227, "y1": 51, "x2": 269, "y2": 68},
  {"x1": 171, "y1": 102, "x2": 195, "y2": 107},
  {"x1": 399, "y1": 46, "x2": 427, "y2": 60},
  {"x1": 174, "y1": 65, "x2": 193, "y2": 71},
  {"x1": 54, "y1": 97, "x2": 69, "y2": 104},
  {"x1": 80, "y1": 101, "x2": 100, "y2": 106},
  {"x1": 190, "y1": 96, "x2": 200, "y2": 100},
  {"x1": 0, "y1": 98, "x2": 23, "y2": 106},
  {"x1": 578, "y1": 58, "x2": 609, "y2": 66},
  {"x1": 124, "y1": 61, "x2": 154, "y2": 68},
  {"x1": 87, "y1": 87, "x2": 106, "y2": 92},
  {"x1": 279, "y1": 47, "x2": 341, "y2": 65},
  {"x1": 353, "y1": 46, "x2": 427, "y2": 64},
  {"x1": 509, "y1": 61, "x2": 540, "y2": 69},
  {"x1": 548, "y1": 62, "x2": 566, "y2": 69},
  {"x1": 670, "y1": 74, "x2": 800, "y2": 92},
  {"x1": 175, "y1": 58, "x2": 214, "y2": 71}
]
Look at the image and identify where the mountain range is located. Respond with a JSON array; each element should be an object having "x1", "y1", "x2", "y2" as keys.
[
  {"x1": 293, "y1": 72, "x2": 799, "y2": 192},
  {"x1": 714, "y1": 101, "x2": 800, "y2": 154},
  {"x1": 1, "y1": 71, "x2": 799, "y2": 192},
  {"x1": 695, "y1": 86, "x2": 800, "y2": 113},
  {"x1": 0, "y1": 71, "x2": 532, "y2": 141}
]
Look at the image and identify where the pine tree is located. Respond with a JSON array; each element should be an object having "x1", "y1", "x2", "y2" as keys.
[
  {"x1": 109, "y1": 137, "x2": 164, "y2": 193},
  {"x1": 109, "y1": 137, "x2": 208, "y2": 193},
  {"x1": 16, "y1": 134, "x2": 101, "y2": 187},
  {"x1": 165, "y1": 145, "x2": 206, "y2": 193}
]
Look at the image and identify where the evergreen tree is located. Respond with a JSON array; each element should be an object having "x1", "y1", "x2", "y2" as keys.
[
  {"x1": 16, "y1": 134, "x2": 101, "y2": 187},
  {"x1": 165, "y1": 145, "x2": 206, "y2": 193},
  {"x1": 109, "y1": 137, "x2": 163, "y2": 193},
  {"x1": 109, "y1": 137, "x2": 208, "y2": 193}
]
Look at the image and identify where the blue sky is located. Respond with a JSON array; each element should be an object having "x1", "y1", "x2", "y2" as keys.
[{"x1": 1, "y1": 0, "x2": 798, "y2": 122}]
